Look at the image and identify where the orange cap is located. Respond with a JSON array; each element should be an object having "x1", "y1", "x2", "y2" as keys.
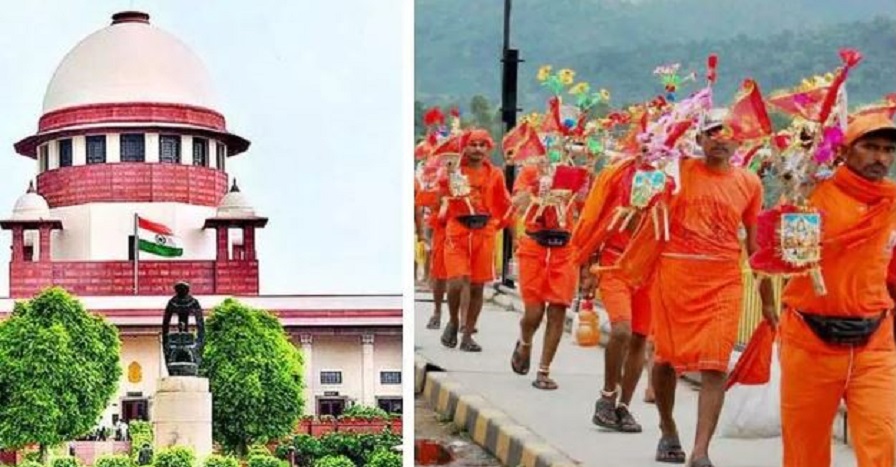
[
  {"x1": 844, "y1": 113, "x2": 896, "y2": 147},
  {"x1": 464, "y1": 128, "x2": 495, "y2": 149}
]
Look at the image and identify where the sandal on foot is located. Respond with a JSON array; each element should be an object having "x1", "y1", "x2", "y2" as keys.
[
  {"x1": 510, "y1": 340, "x2": 531, "y2": 375},
  {"x1": 688, "y1": 458, "x2": 714, "y2": 467},
  {"x1": 655, "y1": 436, "x2": 686, "y2": 464},
  {"x1": 614, "y1": 405, "x2": 643, "y2": 433},
  {"x1": 426, "y1": 314, "x2": 441, "y2": 330},
  {"x1": 531, "y1": 368, "x2": 558, "y2": 390},
  {"x1": 591, "y1": 395, "x2": 618, "y2": 430},
  {"x1": 440, "y1": 322, "x2": 458, "y2": 349},
  {"x1": 459, "y1": 339, "x2": 482, "y2": 352}
]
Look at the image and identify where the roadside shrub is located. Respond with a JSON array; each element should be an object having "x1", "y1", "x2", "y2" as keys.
[
  {"x1": 366, "y1": 448, "x2": 400, "y2": 467},
  {"x1": 312, "y1": 456, "x2": 353, "y2": 467},
  {"x1": 203, "y1": 455, "x2": 238, "y2": 467},
  {"x1": 152, "y1": 447, "x2": 195, "y2": 467},
  {"x1": 94, "y1": 455, "x2": 135, "y2": 467},
  {"x1": 246, "y1": 455, "x2": 285, "y2": 467},
  {"x1": 50, "y1": 457, "x2": 79, "y2": 467}
]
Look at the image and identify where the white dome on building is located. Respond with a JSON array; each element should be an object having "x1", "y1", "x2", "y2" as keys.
[
  {"x1": 11, "y1": 183, "x2": 51, "y2": 221},
  {"x1": 217, "y1": 180, "x2": 256, "y2": 218},
  {"x1": 42, "y1": 12, "x2": 218, "y2": 113}
]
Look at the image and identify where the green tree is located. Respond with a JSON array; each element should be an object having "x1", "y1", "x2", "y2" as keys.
[
  {"x1": 201, "y1": 299, "x2": 304, "y2": 457},
  {"x1": 0, "y1": 287, "x2": 121, "y2": 463}
]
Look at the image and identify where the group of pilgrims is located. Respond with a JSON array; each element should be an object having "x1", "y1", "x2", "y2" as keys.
[{"x1": 413, "y1": 50, "x2": 896, "y2": 467}]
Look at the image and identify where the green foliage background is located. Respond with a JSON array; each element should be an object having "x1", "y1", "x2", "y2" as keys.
[
  {"x1": 0, "y1": 288, "x2": 121, "y2": 454},
  {"x1": 415, "y1": 0, "x2": 895, "y2": 137},
  {"x1": 200, "y1": 298, "x2": 305, "y2": 456}
]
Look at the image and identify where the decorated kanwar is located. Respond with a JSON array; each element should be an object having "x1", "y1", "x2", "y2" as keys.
[{"x1": 506, "y1": 67, "x2": 599, "y2": 390}]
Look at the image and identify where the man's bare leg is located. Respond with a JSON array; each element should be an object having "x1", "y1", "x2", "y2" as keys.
[
  {"x1": 459, "y1": 283, "x2": 470, "y2": 333},
  {"x1": 592, "y1": 322, "x2": 633, "y2": 429},
  {"x1": 620, "y1": 334, "x2": 648, "y2": 406},
  {"x1": 441, "y1": 277, "x2": 468, "y2": 348},
  {"x1": 690, "y1": 370, "x2": 726, "y2": 463},
  {"x1": 653, "y1": 362, "x2": 686, "y2": 463},
  {"x1": 512, "y1": 302, "x2": 545, "y2": 375},
  {"x1": 460, "y1": 283, "x2": 484, "y2": 351},
  {"x1": 533, "y1": 304, "x2": 565, "y2": 390},
  {"x1": 427, "y1": 279, "x2": 447, "y2": 329},
  {"x1": 644, "y1": 340, "x2": 656, "y2": 403}
]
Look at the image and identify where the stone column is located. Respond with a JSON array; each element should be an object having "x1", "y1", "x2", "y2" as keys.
[
  {"x1": 361, "y1": 334, "x2": 375, "y2": 407},
  {"x1": 216, "y1": 227, "x2": 228, "y2": 261},
  {"x1": 38, "y1": 225, "x2": 51, "y2": 262},
  {"x1": 11, "y1": 226, "x2": 24, "y2": 262},
  {"x1": 299, "y1": 334, "x2": 315, "y2": 416},
  {"x1": 243, "y1": 226, "x2": 256, "y2": 260}
]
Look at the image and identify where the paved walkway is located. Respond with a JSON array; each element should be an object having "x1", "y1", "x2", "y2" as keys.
[{"x1": 414, "y1": 291, "x2": 857, "y2": 467}]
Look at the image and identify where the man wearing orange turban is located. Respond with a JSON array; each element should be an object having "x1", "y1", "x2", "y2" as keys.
[
  {"x1": 779, "y1": 113, "x2": 896, "y2": 467},
  {"x1": 439, "y1": 129, "x2": 513, "y2": 351},
  {"x1": 571, "y1": 156, "x2": 654, "y2": 433}
]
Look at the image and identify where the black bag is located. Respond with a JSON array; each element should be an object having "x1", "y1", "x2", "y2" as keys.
[
  {"x1": 798, "y1": 310, "x2": 886, "y2": 347},
  {"x1": 526, "y1": 230, "x2": 571, "y2": 248},
  {"x1": 457, "y1": 214, "x2": 490, "y2": 230},
  {"x1": 456, "y1": 214, "x2": 490, "y2": 230}
]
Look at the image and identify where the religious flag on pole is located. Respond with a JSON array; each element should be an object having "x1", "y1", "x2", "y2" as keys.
[{"x1": 136, "y1": 216, "x2": 183, "y2": 257}]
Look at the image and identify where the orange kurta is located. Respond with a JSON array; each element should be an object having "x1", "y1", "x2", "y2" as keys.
[
  {"x1": 514, "y1": 165, "x2": 577, "y2": 306},
  {"x1": 649, "y1": 158, "x2": 762, "y2": 373},
  {"x1": 442, "y1": 159, "x2": 512, "y2": 283},
  {"x1": 572, "y1": 159, "x2": 654, "y2": 335},
  {"x1": 779, "y1": 167, "x2": 896, "y2": 467},
  {"x1": 415, "y1": 184, "x2": 448, "y2": 280}
]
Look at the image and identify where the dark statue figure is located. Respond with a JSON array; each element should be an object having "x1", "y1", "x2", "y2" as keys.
[
  {"x1": 137, "y1": 444, "x2": 153, "y2": 466},
  {"x1": 162, "y1": 282, "x2": 205, "y2": 376}
]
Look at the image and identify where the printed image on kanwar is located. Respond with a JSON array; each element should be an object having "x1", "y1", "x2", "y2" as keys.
[{"x1": 413, "y1": 1, "x2": 896, "y2": 466}]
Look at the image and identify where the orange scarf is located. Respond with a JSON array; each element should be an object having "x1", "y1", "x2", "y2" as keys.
[{"x1": 824, "y1": 167, "x2": 896, "y2": 251}]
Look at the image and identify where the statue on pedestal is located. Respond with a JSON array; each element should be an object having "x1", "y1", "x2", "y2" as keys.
[{"x1": 162, "y1": 282, "x2": 205, "y2": 376}]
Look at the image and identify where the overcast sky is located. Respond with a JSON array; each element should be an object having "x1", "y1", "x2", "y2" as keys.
[{"x1": 0, "y1": 1, "x2": 403, "y2": 295}]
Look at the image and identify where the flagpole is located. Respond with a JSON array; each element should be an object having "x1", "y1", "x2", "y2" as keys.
[{"x1": 133, "y1": 213, "x2": 139, "y2": 295}]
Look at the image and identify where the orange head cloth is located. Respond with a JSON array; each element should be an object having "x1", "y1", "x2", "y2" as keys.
[
  {"x1": 843, "y1": 112, "x2": 896, "y2": 148},
  {"x1": 463, "y1": 128, "x2": 495, "y2": 150},
  {"x1": 724, "y1": 321, "x2": 777, "y2": 391}
]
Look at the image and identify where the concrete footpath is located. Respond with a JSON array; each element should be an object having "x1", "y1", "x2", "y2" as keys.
[{"x1": 414, "y1": 288, "x2": 857, "y2": 467}]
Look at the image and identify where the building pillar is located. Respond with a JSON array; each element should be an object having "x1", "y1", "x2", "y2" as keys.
[
  {"x1": 216, "y1": 227, "x2": 228, "y2": 261},
  {"x1": 361, "y1": 334, "x2": 375, "y2": 407},
  {"x1": 300, "y1": 334, "x2": 315, "y2": 416},
  {"x1": 243, "y1": 226, "x2": 256, "y2": 260},
  {"x1": 38, "y1": 225, "x2": 51, "y2": 262},
  {"x1": 11, "y1": 226, "x2": 24, "y2": 262}
]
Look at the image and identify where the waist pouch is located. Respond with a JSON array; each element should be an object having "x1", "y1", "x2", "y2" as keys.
[
  {"x1": 526, "y1": 230, "x2": 571, "y2": 248},
  {"x1": 456, "y1": 214, "x2": 490, "y2": 230},
  {"x1": 797, "y1": 310, "x2": 886, "y2": 346}
]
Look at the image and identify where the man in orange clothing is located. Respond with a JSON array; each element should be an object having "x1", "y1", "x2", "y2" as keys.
[
  {"x1": 625, "y1": 109, "x2": 771, "y2": 465},
  {"x1": 572, "y1": 156, "x2": 655, "y2": 433},
  {"x1": 415, "y1": 176, "x2": 451, "y2": 329},
  {"x1": 509, "y1": 160, "x2": 579, "y2": 389},
  {"x1": 440, "y1": 129, "x2": 513, "y2": 351},
  {"x1": 779, "y1": 113, "x2": 896, "y2": 467}
]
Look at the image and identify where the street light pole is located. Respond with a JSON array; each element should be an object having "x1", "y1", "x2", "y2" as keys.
[{"x1": 499, "y1": 0, "x2": 521, "y2": 288}]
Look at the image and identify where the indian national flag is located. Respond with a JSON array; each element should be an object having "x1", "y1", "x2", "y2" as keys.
[{"x1": 137, "y1": 216, "x2": 183, "y2": 257}]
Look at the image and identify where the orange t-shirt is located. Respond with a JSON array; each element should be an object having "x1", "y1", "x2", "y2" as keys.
[
  {"x1": 512, "y1": 165, "x2": 575, "y2": 232},
  {"x1": 663, "y1": 158, "x2": 763, "y2": 261},
  {"x1": 782, "y1": 174, "x2": 896, "y2": 316}
]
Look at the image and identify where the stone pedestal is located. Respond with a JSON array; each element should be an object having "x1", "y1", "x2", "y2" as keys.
[{"x1": 152, "y1": 376, "x2": 212, "y2": 457}]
